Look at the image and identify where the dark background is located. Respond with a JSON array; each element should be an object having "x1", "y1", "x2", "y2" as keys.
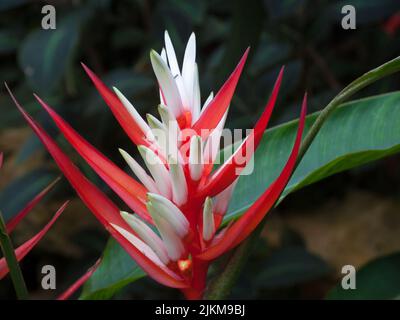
[{"x1": 1, "y1": 0, "x2": 400, "y2": 299}]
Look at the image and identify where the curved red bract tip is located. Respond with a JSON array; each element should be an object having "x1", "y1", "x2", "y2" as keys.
[
  {"x1": 192, "y1": 48, "x2": 250, "y2": 134},
  {"x1": 197, "y1": 93, "x2": 307, "y2": 261},
  {"x1": 0, "y1": 201, "x2": 68, "y2": 280},
  {"x1": 33, "y1": 94, "x2": 151, "y2": 223},
  {"x1": 6, "y1": 84, "x2": 188, "y2": 289},
  {"x1": 6, "y1": 177, "x2": 61, "y2": 233},
  {"x1": 199, "y1": 67, "x2": 285, "y2": 197},
  {"x1": 81, "y1": 63, "x2": 148, "y2": 147},
  {"x1": 57, "y1": 258, "x2": 101, "y2": 300}
]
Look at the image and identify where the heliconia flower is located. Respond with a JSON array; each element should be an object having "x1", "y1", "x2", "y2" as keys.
[{"x1": 7, "y1": 30, "x2": 307, "y2": 299}]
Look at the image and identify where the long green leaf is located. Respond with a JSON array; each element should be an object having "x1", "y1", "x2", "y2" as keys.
[{"x1": 225, "y1": 91, "x2": 400, "y2": 222}]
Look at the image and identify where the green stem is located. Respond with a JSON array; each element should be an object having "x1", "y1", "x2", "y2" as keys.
[
  {"x1": 297, "y1": 55, "x2": 400, "y2": 162},
  {"x1": 0, "y1": 212, "x2": 29, "y2": 300},
  {"x1": 205, "y1": 56, "x2": 400, "y2": 300},
  {"x1": 205, "y1": 224, "x2": 261, "y2": 299}
]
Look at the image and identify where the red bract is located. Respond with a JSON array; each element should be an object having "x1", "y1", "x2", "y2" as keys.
[
  {"x1": 57, "y1": 259, "x2": 101, "y2": 300},
  {"x1": 0, "y1": 154, "x2": 96, "y2": 299},
  {"x1": 8, "y1": 31, "x2": 307, "y2": 299},
  {"x1": 0, "y1": 154, "x2": 67, "y2": 280}
]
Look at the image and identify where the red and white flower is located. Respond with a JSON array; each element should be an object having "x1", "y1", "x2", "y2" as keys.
[{"x1": 8, "y1": 31, "x2": 307, "y2": 299}]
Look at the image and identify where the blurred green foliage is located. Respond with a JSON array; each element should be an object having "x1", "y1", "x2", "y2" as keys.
[
  {"x1": 1, "y1": 0, "x2": 400, "y2": 299},
  {"x1": 327, "y1": 252, "x2": 400, "y2": 299}
]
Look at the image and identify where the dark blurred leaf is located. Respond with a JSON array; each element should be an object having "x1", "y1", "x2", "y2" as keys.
[
  {"x1": 18, "y1": 11, "x2": 85, "y2": 95},
  {"x1": 0, "y1": 169, "x2": 56, "y2": 222},
  {"x1": 254, "y1": 247, "x2": 330, "y2": 288},
  {"x1": 14, "y1": 134, "x2": 42, "y2": 164},
  {"x1": 249, "y1": 38, "x2": 291, "y2": 75},
  {"x1": 263, "y1": 0, "x2": 306, "y2": 19},
  {"x1": 224, "y1": 91, "x2": 400, "y2": 222},
  {"x1": 200, "y1": 17, "x2": 228, "y2": 45},
  {"x1": 0, "y1": 0, "x2": 27, "y2": 11},
  {"x1": 85, "y1": 69, "x2": 153, "y2": 116},
  {"x1": 111, "y1": 28, "x2": 145, "y2": 49},
  {"x1": 0, "y1": 30, "x2": 20, "y2": 54},
  {"x1": 168, "y1": 0, "x2": 206, "y2": 25},
  {"x1": 216, "y1": 0, "x2": 264, "y2": 82},
  {"x1": 80, "y1": 238, "x2": 145, "y2": 299},
  {"x1": 327, "y1": 252, "x2": 400, "y2": 299},
  {"x1": 0, "y1": 98, "x2": 39, "y2": 129}
]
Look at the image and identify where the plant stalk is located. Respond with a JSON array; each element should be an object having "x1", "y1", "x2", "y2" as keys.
[
  {"x1": 205, "y1": 55, "x2": 400, "y2": 300},
  {"x1": 0, "y1": 212, "x2": 29, "y2": 300}
]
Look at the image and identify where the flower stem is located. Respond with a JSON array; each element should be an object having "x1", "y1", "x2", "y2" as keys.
[
  {"x1": 205, "y1": 227, "x2": 260, "y2": 299},
  {"x1": 205, "y1": 55, "x2": 400, "y2": 300},
  {"x1": 183, "y1": 259, "x2": 209, "y2": 299},
  {"x1": 0, "y1": 212, "x2": 29, "y2": 300}
]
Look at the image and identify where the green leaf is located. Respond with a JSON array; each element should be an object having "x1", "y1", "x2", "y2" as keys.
[
  {"x1": 0, "y1": 30, "x2": 20, "y2": 54},
  {"x1": 80, "y1": 238, "x2": 145, "y2": 300},
  {"x1": 18, "y1": 12, "x2": 83, "y2": 95},
  {"x1": 0, "y1": 169, "x2": 56, "y2": 222},
  {"x1": 263, "y1": 0, "x2": 306, "y2": 19},
  {"x1": 327, "y1": 252, "x2": 400, "y2": 299},
  {"x1": 224, "y1": 91, "x2": 400, "y2": 222},
  {"x1": 168, "y1": 0, "x2": 206, "y2": 24},
  {"x1": 254, "y1": 246, "x2": 330, "y2": 289}
]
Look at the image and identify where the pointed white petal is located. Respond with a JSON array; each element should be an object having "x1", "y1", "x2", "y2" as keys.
[
  {"x1": 175, "y1": 74, "x2": 190, "y2": 110},
  {"x1": 158, "y1": 103, "x2": 180, "y2": 128},
  {"x1": 119, "y1": 148, "x2": 159, "y2": 193},
  {"x1": 113, "y1": 87, "x2": 154, "y2": 142},
  {"x1": 211, "y1": 224, "x2": 230, "y2": 246},
  {"x1": 147, "y1": 193, "x2": 189, "y2": 237},
  {"x1": 182, "y1": 33, "x2": 196, "y2": 109},
  {"x1": 168, "y1": 156, "x2": 188, "y2": 206},
  {"x1": 200, "y1": 91, "x2": 214, "y2": 115},
  {"x1": 164, "y1": 31, "x2": 181, "y2": 77},
  {"x1": 147, "y1": 113, "x2": 165, "y2": 130},
  {"x1": 146, "y1": 114, "x2": 168, "y2": 155},
  {"x1": 111, "y1": 223, "x2": 167, "y2": 268},
  {"x1": 147, "y1": 202, "x2": 185, "y2": 261},
  {"x1": 150, "y1": 50, "x2": 183, "y2": 117},
  {"x1": 159, "y1": 49, "x2": 167, "y2": 105},
  {"x1": 202, "y1": 197, "x2": 215, "y2": 241},
  {"x1": 189, "y1": 135, "x2": 203, "y2": 181},
  {"x1": 160, "y1": 48, "x2": 167, "y2": 63},
  {"x1": 203, "y1": 110, "x2": 228, "y2": 165},
  {"x1": 120, "y1": 211, "x2": 169, "y2": 264},
  {"x1": 138, "y1": 145, "x2": 172, "y2": 199},
  {"x1": 158, "y1": 104, "x2": 182, "y2": 158},
  {"x1": 164, "y1": 32, "x2": 191, "y2": 111},
  {"x1": 214, "y1": 179, "x2": 239, "y2": 215},
  {"x1": 191, "y1": 63, "x2": 201, "y2": 123}
]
